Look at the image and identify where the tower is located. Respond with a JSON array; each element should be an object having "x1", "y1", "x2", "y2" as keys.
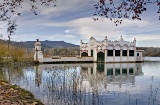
[{"x1": 34, "y1": 39, "x2": 43, "y2": 60}]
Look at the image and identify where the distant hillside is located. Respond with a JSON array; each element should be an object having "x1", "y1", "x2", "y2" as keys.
[
  {"x1": 25, "y1": 41, "x2": 79, "y2": 48},
  {"x1": 137, "y1": 47, "x2": 160, "y2": 57},
  {"x1": 0, "y1": 39, "x2": 79, "y2": 49},
  {"x1": 1, "y1": 39, "x2": 160, "y2": 57}
]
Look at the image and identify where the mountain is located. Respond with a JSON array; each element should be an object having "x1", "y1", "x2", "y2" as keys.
[
  {"x1": 0, "y1": 39, "x2": 79, "y2": 49},
  {"x1": 24, "y1": 40, "x2": 79, "y2": 48}
]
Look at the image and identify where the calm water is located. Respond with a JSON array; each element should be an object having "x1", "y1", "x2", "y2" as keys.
[
  {"x1": 144, "y1": 57, "x2": 160, "y2": 61},
  {"x1": 0, "y1": 62, "x2": 160, "y2": 105}
]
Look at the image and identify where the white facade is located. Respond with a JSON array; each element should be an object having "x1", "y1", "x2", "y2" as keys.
[
  {"x1": 80, "y1": 36, "x2": 144, "y2": 62},
  {"x1": 34, "y1": 39, "x2": 94, "y2": 63},
  {"x1": 34, "y1": 39, "x2": 43, "y2": 60}
]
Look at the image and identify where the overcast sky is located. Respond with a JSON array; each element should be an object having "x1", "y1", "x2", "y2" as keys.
[{"x1": 0, "y1": 0, "x2": 160, "y2": 47}]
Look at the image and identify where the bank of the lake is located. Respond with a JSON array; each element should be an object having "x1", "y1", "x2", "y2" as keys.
[
  {"x1": 0, "y1": 60, "x2": 43, "y2": 105},
  {"x1": 0, "y1": 80, "x2": 44, "y2": 105},
  {"x1": 0, "y1": 59, "x2": 39, "y2": 66}
]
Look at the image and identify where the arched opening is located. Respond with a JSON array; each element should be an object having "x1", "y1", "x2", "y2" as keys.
[
  {"x1": 91, "y1": 50, "x2": 93, "y2": 56},
  {"x1": 81, "y1": 52, "x2": 88, "y2": 57},
  {"x1": 97, "y1": 51, "x2": 104, "y2": 62}
]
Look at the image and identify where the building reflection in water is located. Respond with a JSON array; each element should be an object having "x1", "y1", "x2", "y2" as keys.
[
  {"x1": 35, "y1": 66, "x2": 42, "y2": 87},
  {"x1": 34, "y1": 63, "x2": 143, "y2": 105}
]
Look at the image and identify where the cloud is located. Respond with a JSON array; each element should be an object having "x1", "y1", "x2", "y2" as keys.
[
  {"x1": 51, "y1": 34, "x2": 76, "y2": 39},
  {"x1": 64, "y1": 34, "x2": 75, "y2": 38},
  {"x1": 38, "y1": 0, "x2": 96, "y2": 17},
  {"x1": 41, "y1": 17, "x2": 151, "y2": 41},
  {"x1": 64, "y1": 30, "x2": 70, "y2": 33},
  {"x1": 0, "y1": 0, "x2": 159, "y2": 47}
]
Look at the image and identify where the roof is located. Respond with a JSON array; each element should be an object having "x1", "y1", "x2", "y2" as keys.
[
  {"x1": 35, "y1": 39, "x2": 41, "y2": 46},
  {"x1": 136, "y1": 50, "x2": 144, "y2": 52}
]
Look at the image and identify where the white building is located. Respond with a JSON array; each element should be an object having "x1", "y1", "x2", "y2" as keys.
[
  {"x1": 80, "y1": 36, "x2": 143, "y2": 63},
  {"x1": 34, "y1": 39, "x2": 43, "y2": 60}
]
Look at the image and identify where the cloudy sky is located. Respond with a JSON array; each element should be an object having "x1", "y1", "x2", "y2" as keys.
[{"x1": 0, "y1": 0, "x2": 160, "y2": 47}]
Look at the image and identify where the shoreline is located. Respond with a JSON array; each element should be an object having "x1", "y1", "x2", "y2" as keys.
[
  {"x1": 0, "y1": 59, "x2": 39, "y2": 66},
  {"x1": 0, "y1": 60, "x2": 43, "y2": 105},
  {"x1": 0, "y1": 80, "x2": 44, "y2": 105}
]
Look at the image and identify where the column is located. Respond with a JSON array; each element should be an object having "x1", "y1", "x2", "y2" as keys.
[
  {"x1": 105, "y1": 49, "x2": 107, "y2": 63},
  {"x1": 127, "y1": 67, "x2": 129, "y2": 76},
  {"x1": 93, "y1": 63, "x2": 97, "y2": 75},
  {"x1": 120, "y1": 64, "x2": 122, "y2": 88},
  {"x1": 120, "y1": 65, "x2": 122, "y2": 76},
  {"x1": 88, "y1": 67, "x2": 91, "y2": 75},
  {"x1": 104, "y1": 63, "x2": 107, "y2": 76},
  {"x1": 93, "y1": 48, "x2": 97, "y2": 62},
  {"x1": 113, "y1": 64, "x2": 115, "y2": 78},
  {"x1": 127, "y1": 48, "x2": 129, "y2": 61},
  {"x1": 88, "y1": 49, "x2": 91, "y2": 56},
  {"x1": 133, "y1": 66, "x2": 135, "y2": 85},
  {"x1": 127, "y1": 63, "x2": 129, "y2": 78},
  {"x1": 134, "y1": 47, "x2": 136, "y2": 61},
  {"x1": 113, "y1": 49, "x2": 115, "y2": 62},
  {"x1": 104, "y1": 63, "x2": 108, "y2": 88},
  {"x1": 120, "y1": 49, "x2": 122, "y2": 62}
]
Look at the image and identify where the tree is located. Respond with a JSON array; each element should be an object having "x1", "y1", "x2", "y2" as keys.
[
  {"x1": 0, "y1": 0, "x2": 56, "y2": 21},
  {"x1": 0, "y1": 43, "x2": 7, "y2": 61},
  {"x1": 10, "y1": 47, "x2": 25, "y2": 62},
  {"x1": 0, "y1": 0, "x2": 56, "y2": 52},
  {"x1": 7, "y1": 20, "x2": 18, "y2": 58},
  {"x1": 0, "y1": 0, "x2": 160, "y2": 25},
  {"x1": 94, "y1": 0, "x2": 160, "y2": 25}
]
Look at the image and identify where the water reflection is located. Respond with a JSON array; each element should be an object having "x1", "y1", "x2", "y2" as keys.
[
  {"x1": 1, "y1": 63, "x2": 160, "y2": 105},
  {"x1": 34, "y1": 63, "x2": 142, "y2": 105}
]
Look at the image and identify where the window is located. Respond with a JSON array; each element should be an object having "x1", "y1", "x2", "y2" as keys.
[
  {"x1": 137, "y1": 53, "x2": 139, "y2": 56},
  {"x1": 91, "y1": 50, "x2": 93, "y2": 56},
  {"x1": 108, "y1": 50, "x2": 113, "y2": 56},
  {"x1": 115, "y1": 50, "x2": 120, "y2": 56},
  {"x1": 129, "y1": 68, "x2": 133, "y2": 74},
  {"x1": 122, "y1": 68, "x2": 127, "y2": 75},
  {"x1": 129, "y1": 50, "x2": 134, "y2": 56},
  {"x1": 123, "y1": 50, "x2": 127, "y2": 56},
  {"x1": 115, "y1": 68, "x2": 120, "y2": 75},
  {"x1": 91, "y1": 68, "x2": 93, "y2": 74},
  {"x1": 81, "y1": 52, "x2": 88, "y2": 57},
  {"x1": 107, "y1": 68, "x2": 113, "y2": 75}
]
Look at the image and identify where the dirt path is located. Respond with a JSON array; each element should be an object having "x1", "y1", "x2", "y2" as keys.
[{"x1": 0, "y1": 81, "x2": 44, "y2": 105}]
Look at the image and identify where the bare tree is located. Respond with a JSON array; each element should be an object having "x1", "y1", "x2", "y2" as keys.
[
  {"x1": 7, "y1": 20, "x2": 18, "y2": 58},
  {"x1": 0, "y1": 0, "x2": 56, "y2": 21},
  {"x1": 0, "y1": 0, "x2": 159, "y2": 33},
  {"x1": 94, "y1": 0, "x2": 160, "y2": 25},
  {"x1": 0, "y1": 0, "x2": 57, "y2": 41}
]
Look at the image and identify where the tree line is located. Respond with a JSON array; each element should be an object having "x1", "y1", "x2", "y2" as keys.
[
  {"x1": 137, "y1": 47, "x2": 160, "y2": 57},
  {"x1": 43, "y1": 47, "x2": 80, "y2": 57},
  {"x1": 43, "y1": 47, "x2": 160, "y2": 57},
  {"x1": 0, "y1": 39, "x2": 34, "y2": 62}
]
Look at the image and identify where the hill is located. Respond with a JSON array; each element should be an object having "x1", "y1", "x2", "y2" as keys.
[
  {"x1": 0, "y1": 39, "x2": 79, "y2": 49},
  {"x1": 1, "y1": 39, "x2": 160, "y2": 57},
  {"x1": 25, "y1": 40, "x2": 79, "y2": 48},
  {"x1": 137, "y1": 47, "x2": 160, "y2": 57}
]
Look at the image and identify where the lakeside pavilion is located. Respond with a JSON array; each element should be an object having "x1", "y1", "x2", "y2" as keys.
[
  {"x1": 34, "y1": 36, "x2": 144, "y2": 63},
  {"x1": 80, "y1": 36, "x2": 144, "y2": 63}
]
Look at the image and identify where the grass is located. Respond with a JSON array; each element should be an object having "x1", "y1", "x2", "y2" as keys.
[
  {"x1": 0, "y1": 80, "x2": 44, "y2": 105},
  {"x1": 0, "y1": 58, "x2": 43, "y2": 105},
  {"x1": 0, "y1": 58, "x2": 39, "y2": 66}
]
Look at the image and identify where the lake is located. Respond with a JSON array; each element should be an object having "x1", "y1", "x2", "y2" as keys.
[{"x1": 0, "y1": 62, "x2": 160, "y2": 105}]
